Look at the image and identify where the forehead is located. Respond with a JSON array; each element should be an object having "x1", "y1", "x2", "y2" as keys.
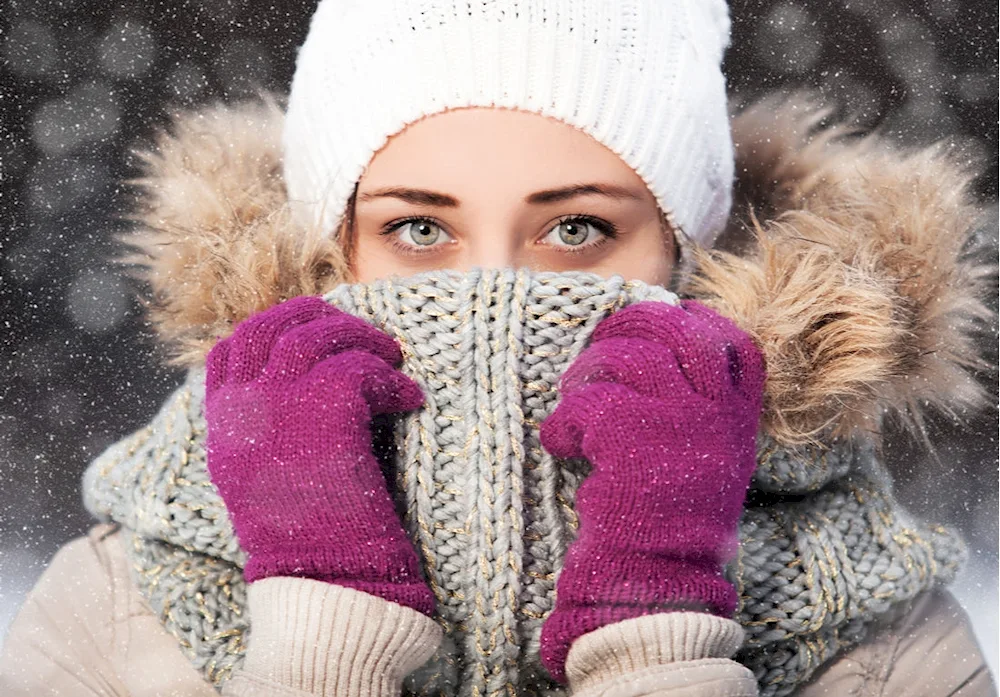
[{"x1": 358, "y1": 107, "x2": 649, "y2": 195}]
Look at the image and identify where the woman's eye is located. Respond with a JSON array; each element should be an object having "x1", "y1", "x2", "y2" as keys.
[
  {"x1": 542, "y1": 217, "x2": 615, "y2": 250},
  {"x1": 388, "y1": 219, "x2": 451, "y2": 249}
]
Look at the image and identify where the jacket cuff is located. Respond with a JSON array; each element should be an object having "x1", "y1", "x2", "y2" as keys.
[
  {"x1": 234, "y1": 578, "x2": 442, "y2": 697},
  {"x1": 565, "y1": 613, "x2": 758, "y2": 697}
]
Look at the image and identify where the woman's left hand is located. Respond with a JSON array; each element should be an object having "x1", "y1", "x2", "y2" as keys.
[{"x1": 537, "y1": 300, "x2": 765, "y2": 684}]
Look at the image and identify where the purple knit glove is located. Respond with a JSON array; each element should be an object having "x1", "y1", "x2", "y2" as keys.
[
  {"x1": 204, "y1": 295, "x2": 436, "y2": 616},
  {"x1": 538, "y1": 300, "x2": 765, "y2": 683}
]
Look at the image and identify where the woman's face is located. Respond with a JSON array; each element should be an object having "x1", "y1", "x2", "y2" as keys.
[{"x1": 346, "y1": 107, "x2": 675, "y2": 285}]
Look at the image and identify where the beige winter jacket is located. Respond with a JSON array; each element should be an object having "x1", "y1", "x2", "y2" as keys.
[
  {"x1": 2, "y1": 92, "x2": 997, "y2": 696},
  {"x1": 2, "y1": 522, "x2": 994, "y2": 696}
]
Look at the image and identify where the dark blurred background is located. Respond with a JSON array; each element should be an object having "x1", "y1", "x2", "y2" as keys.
[{"x1": 1, "y1": 0, "x2": 997, "y2": 669}]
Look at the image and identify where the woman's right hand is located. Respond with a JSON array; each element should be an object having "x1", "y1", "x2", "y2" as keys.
[{"x1": 204, "y1": 295, "x2": 436, "y2": 616}]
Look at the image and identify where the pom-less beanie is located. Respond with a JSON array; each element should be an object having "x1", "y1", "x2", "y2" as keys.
[{"x1": 282, "y1": 0, "x2": 734, "y2": 248}]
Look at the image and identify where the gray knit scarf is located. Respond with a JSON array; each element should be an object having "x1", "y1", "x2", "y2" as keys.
[{"x1": 83, "y1": 268, "x2": 967, "y2": 697}]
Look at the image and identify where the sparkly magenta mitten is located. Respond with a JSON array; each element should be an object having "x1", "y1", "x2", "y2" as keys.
[
  {"x1": 204, "y1": 295, "x2": 435, "y2": 616},
  {"x1": 538, "y1": 300, "x2": 765, "y2": 682}
]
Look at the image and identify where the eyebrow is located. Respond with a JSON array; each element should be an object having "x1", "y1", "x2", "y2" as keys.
[{"x1": 356, "y1": 183, "x2": 645, "y2": 207}]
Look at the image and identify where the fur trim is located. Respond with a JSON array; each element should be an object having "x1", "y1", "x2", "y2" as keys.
[
  {"x1": 116, "y1": 95, "x2": 348, "y2": 366},
  {"x1": 685, "y1": 93, "x2": 993, "y2": 444},
  {"x1": 116, "y1": 92, "x2": 993, "y2": 446}
]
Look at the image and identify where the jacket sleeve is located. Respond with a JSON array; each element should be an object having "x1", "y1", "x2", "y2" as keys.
[
  {"x1": 795, "y1": 589, "x2": 997, "y2": 697},
  {"x1": 0, "y1": 524, "x2": 441, "y2": 697},
  {"x1": 0, "y1": 525, "x2": 130, "y2": 696},
  {"x1": 221, "y1": 579, "x2": 443, "y2": 697},
  {"x1": 564, "y1": 613, "x2": 759, "y2": 697}
]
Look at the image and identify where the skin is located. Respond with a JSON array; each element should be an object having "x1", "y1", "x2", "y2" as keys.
[{"x1": 342, "y1": 107, "x2": 676, "y2": 285}]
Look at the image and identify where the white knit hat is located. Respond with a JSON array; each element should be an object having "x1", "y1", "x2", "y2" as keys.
[{"x1": 283, "y1": 0, "x2": 733, "y2": 248}]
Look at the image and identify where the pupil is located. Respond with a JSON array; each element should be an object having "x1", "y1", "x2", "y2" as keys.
[
  {"x1": 413, "y1": 223, "x2": 438, "y2": 245},
  {"x1": 560, "y1": 222, "x2": 587, "y2": 245}
]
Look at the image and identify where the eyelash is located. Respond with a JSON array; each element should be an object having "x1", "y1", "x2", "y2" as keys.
[{"x1": 378, "y1": 215, "x2": 619, "y2": 257}]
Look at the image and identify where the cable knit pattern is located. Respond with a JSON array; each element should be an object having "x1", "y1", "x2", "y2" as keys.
[{"x1": 83, "y1": 268, "x2": 967, "y2": 697}]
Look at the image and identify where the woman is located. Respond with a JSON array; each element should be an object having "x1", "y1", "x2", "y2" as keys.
[{"x1": 1, "y1": 1, "x2": 994, "y2": 696}]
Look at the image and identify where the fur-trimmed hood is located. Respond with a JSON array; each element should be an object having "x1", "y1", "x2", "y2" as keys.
[{"x1": 118, "y1": 93, "x2": 992, "y2": 448}]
